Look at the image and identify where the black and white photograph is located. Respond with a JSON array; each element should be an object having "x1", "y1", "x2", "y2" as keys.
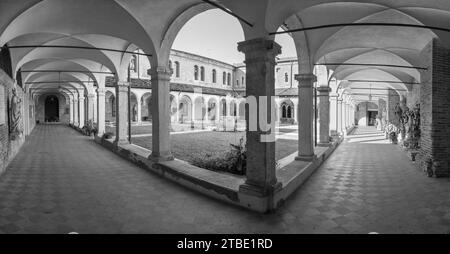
[{"x1": 1, "y1": 0, "x2": 450, "y2": 239}]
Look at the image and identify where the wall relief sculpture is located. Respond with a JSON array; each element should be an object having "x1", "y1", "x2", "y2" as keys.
[{"x1": 9, "y1": 87, "x2": 22, "y2": 140}]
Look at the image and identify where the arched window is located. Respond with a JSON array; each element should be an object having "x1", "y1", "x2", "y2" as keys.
[
  {"x1": 282, "y1": 105, "x2": 287, "y2": 118},
  {"x1": 285, "y1": 72, "x2": 289, "y2": 83},
  {"x1": 242, "y1": 77, "x2": 245, "y2": 86},
  {"x1": 169, "y1": 60, "x2": 173, "y2": 76},
  {"x1": 200, "y1": 66, "x2": 205, "y2": 81},
  {"x1": 287, "y1": 106, "x2": 292, "y2": 118},
  {"x1": 175, "y1": 61, "x2": 180, "y2": 77},
  {"x1": 194, "y1": 65, "x2": 199, "y2": 80},
  {"x1": 223, "y1": 72, "x2": 226, "y2": 85},
  {"x1": 227, "y1": 73, "x2": 231, "y2": 86},
  {"x1": 212, "y1": 69, "x2": 217, "y2": 83},
  {"x1": 236, "y1": 80, "x2": 239, "y2": 87}
]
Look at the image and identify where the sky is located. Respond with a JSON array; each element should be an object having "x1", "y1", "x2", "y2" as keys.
[{"x1": 172, "y1": 9, "x2": 297, "y2": 65}]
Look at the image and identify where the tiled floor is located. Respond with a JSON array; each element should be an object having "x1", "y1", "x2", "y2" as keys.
[{"x1": 0, "y1": 124, "x2": 449, "y2": 234}]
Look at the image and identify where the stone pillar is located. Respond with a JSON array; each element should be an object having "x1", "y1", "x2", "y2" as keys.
[
  {"x1": 97, "y1": 88, "x2": 106, "y2": 136},
  {"x1": 87, "y1": 94, "x2": 95, "y2": 124},
  {"x1": 337, "y1": 99, "x2": 343, "y2": 134},
  {"x1": 343, "y1": 102, "x2": 348, "y2": 129},
  {"x1": 329, "y1": 94, "x2": 338, "y2": 136},
  {"x1": 388, "y1": 89, "x2": 400, "y2": 127},
  {"x1": 69, "y1": 98, "x2": 74, "y2": 124},
  {"x1": 350, "y1": 105, "x2": 354, "y2": 126},
  {"x1": 114, "y1": 81, "x2": 130, "y2": 146},
  {"x1": 73, "y1": 99, "x2": 79, "y2": 126},
  {"x1": 93, "y1": 94, "x2": 97, "y2": 124},
  {"x1": 149, "y1": 67, "x2": 173, "y2": 161},
  {"x1": 295, "y1": 73, "x2": 316, "y2": 161},
  {"x1": 317, "y1": 86, "x2": 331, "y2": 146},
  {"x1": 78, "y1": 96, "x2": 85, "y2": 128},
  {"x1": 237, "y1": 38, "x2": 281, "y2": 203},
  {"x1": 137, "y1": 94, "x2": 142, "y2": 125}
]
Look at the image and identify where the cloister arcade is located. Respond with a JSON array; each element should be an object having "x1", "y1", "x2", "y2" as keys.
[{"x1": 1, "y1": 0, "x2": 450, "y2": 213}]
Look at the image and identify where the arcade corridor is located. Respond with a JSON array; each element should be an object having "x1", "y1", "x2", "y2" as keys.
[{"x1": 0, "y1": 125, "x2": 449, "y2": 234}]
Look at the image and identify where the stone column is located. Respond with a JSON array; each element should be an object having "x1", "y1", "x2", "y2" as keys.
[
  {"x1": 329, "y1": 94, "x2": 338, "y2": 136},
  {"x1": 78, "y1": 95, "x2": 85, "y2": 128},
  {"x1": 69, "y1": 98, "x2": 74, "y2": 124},
  {"x1": 73, "y1": 99, "x2": 79, "y2": 126},
  {"x1": 317, "y1": 86, "x2": 331, "y2": 146},
  {"x1": 337, "y1": 99, "x2": 343, "y2": 134},
  {"x1": 296, "y1": 73, "x2": 316, "y2": 161},
  {"x1": 93, "y1": 94, "x2": 97, "y2": 124},
  {"x1": 114, "y1": 81, "x2": 130, "y2": 146},
  {"x1": 343, "y1": 102, "x2": 347, "y2": 130},
  {"x1": 97, "y1": 88, "x2": 106, "y2": 136},
  {"x1": 237, "y1": 38, "x2": 281, "y2": 200},
  {"x1": 137, "y1": 94, "x2": 142, "y2": 125},
  {"x1": 87, "y1": 94, "x2": 95, "y2": 124},
  {"x1": 149, "y1": 67, "x2": 173, "y2": 161}
]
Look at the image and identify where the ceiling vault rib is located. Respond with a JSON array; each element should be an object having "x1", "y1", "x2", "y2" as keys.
[
  {"x1": 316, "y1": 63, "x2": 426, "y2": 70},
  {"x1": 201, "y1": 0, "x2": 253, "y2": 27},
  {"x1": 345, "y1": 87, "x2": 407, "y2": 91},
  {"x1": 25, "y1": 81, "x2": 95, "y2": 84},
  {"x1": 269, "y1": 22, "x2": 450, "y2": 35},
  {"x1": 6, "y1": 45, "x2": 152, "y2": 57},
  {"x1": 346, "y1": 80, "x2": 420, "y2": 85},
  {"x1": 20, "y1": 70, "x2": 114, "y2": 74}
]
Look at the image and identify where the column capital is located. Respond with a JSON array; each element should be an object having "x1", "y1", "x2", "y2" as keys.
[
  {"x1": 88, "y1": 94, "x2": 96, "y2": 99},
  {"x1": 295, "y1": 73, "x2": 316, "y2": 88},
  {"x1": 237, "y1": 38, "x2": 281, "y2": 63},
  {"x1": 116, "y1": 81, "x2": 129, "y2": 92},
  {"x1": 148, "y1": 66, "x2": 172, "y2": 82},
  {"x1": 316, "y1": 86, "x2": 332, "y2": 95},
  {"x1": 96, "y1": 88, "x2": 106, "y2": 95},
  {"x1": 116, "y1": 81, "x2": 130, "y2": 87}
]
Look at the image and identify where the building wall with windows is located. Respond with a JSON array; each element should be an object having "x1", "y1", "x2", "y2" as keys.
[{"x1": 121, "y1": 50, "x2": 300, "y2": 126}]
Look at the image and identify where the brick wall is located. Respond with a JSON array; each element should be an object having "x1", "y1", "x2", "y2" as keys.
[
  {"x1": 387, "y1": 89, "x2": 400, "y2": 127},
  {"x1": 419, "y1": 39, "x2": 450, "y2": 177}
]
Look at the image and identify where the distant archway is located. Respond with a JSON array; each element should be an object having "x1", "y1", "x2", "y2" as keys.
[{"x1": 45, "y1": 95, "x2": 59, "y2": 122}]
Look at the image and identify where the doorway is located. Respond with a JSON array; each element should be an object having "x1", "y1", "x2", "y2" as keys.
[
  {"x1": 45, "y1": 95, "x2": 59, "y2": 122},
  {"x1": 367, "y1": 110, "x2": 378, "y2": 126}
]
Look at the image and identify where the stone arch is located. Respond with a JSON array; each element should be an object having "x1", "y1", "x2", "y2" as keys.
[
  {"x1": 105, "y1": 91, "x2": 115, "y2": 123},
  {"x1": 219, "y1": 98, "x2": 227, "y2": 117},
  {"x1": 238, "y1": 100, "x2": 246, "y2": 120},
  {"x1": 194, "y1": 96, "x2": 206, "y2": 121},
  {"x1": 207, "y1": 97, "x2": 218, "y2": 121},
  {"x1": 178, "y1": 95, "x2": 192, "y2": 123},
  {"x1": 169, "y1": 94, "x2": 177, "y2": 123},
  {"x1": 140, "y1": 92, "x2": 152, "y2": 122},
  {"x1": 280, "y1": 99, "x2": 295, "y2": 123}
]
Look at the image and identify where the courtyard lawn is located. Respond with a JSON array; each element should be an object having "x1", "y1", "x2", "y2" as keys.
[
  {"x1": 106, "y1": 125, "x2": 152, "y2": 136},
  {"x1": 131, "y1": 131, "x2": 298, "y2": 164}
]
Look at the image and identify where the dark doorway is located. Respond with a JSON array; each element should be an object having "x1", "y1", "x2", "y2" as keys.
[
  {"x1": 45, "y1": 95, "x2": 59, "y2": 122},
  {"x1": 367, "y1": 110, "x2": 378, "y2": 126}
]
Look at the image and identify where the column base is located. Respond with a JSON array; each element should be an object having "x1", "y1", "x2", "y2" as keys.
[
  {"x1": 295, "y1": 154, "x2": 317, "y2": 162},
  {"x1": 149, "y1": 152, "x2": 174, "y2": 162},
  {"x1": 239, "y1": 181, "x2": 282, "y2": 197},
  {"x1": 238, "y1": 181, "x2": 282, "y2": 212},
  {"x1": 113, "y1": 139, "x2": 130, "y2": 147},
  {"x1": 317, "y1": 142, "x2": 331, "y2": 147}
]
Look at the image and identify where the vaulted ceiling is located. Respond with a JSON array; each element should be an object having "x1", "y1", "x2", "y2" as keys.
[{"x1": 1, "y1": 0, "x2": 449, "y2": 104}]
